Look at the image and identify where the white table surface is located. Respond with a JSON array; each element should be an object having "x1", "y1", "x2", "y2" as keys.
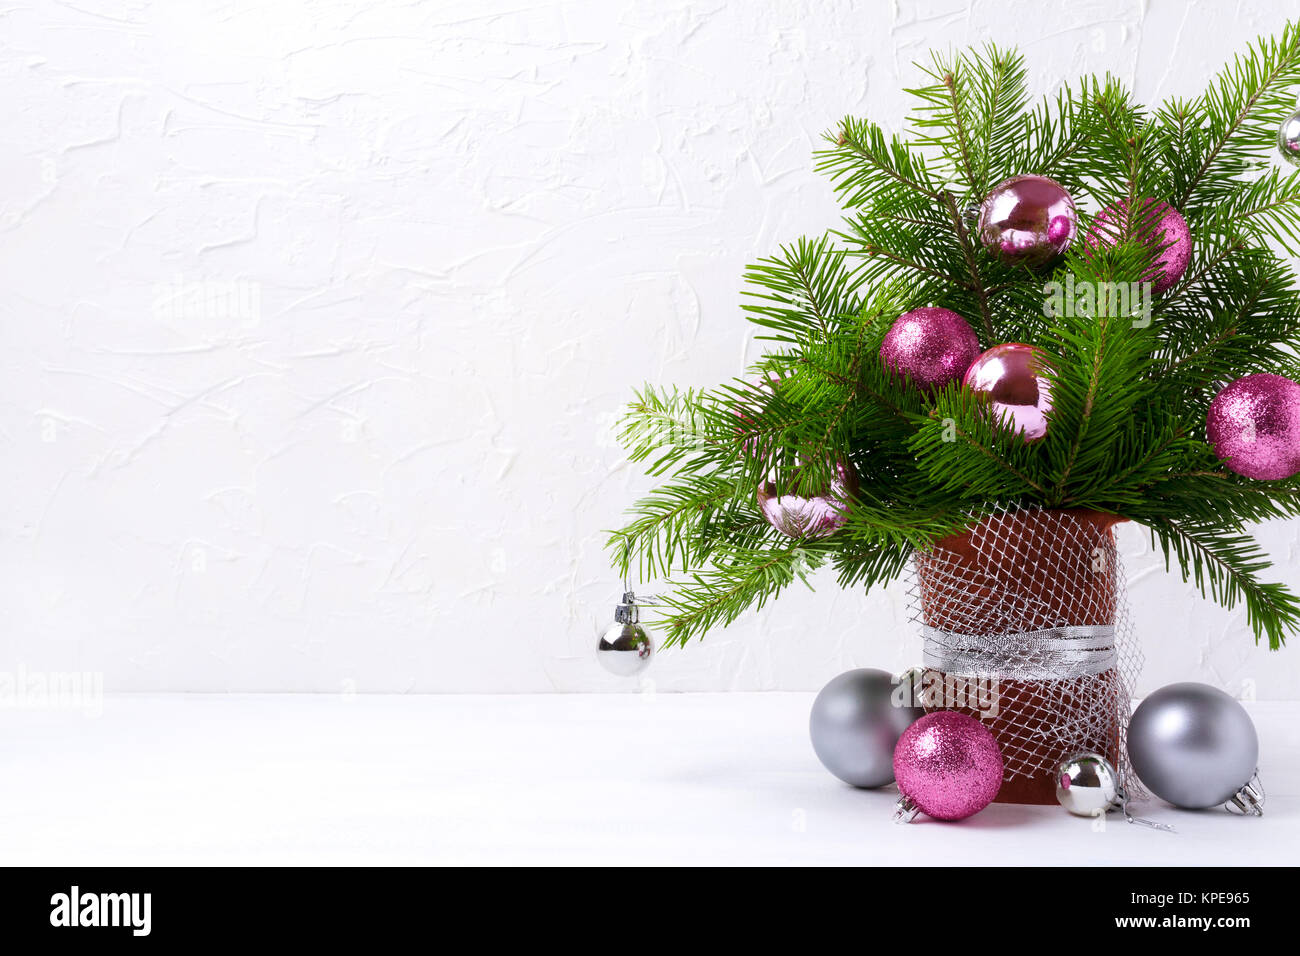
[{"x1": 1, "y1": 693, "x2": 1294, "y2": 866}]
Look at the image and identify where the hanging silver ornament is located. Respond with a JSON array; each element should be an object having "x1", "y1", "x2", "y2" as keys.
[
  {"x1": 1278, "y1": 107, "x2": 1300, "y2": 167},
  {"x1": 1055, "y1": 752, "x2": 1122, "y2": 816},
  {"x1": 596, "y1": 592, "x2": 654, "y2": 677},
  {"x1": 1127, "y1": 682, "x2": 1263, "y2": 814},
  {"x1": 809, "y1": 668, "x2": 925, "y2": 788}
]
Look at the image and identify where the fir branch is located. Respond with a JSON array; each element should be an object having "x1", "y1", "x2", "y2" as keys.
[
  {"x1": 1174, "y1": 22, "x2": 1300, "y2": 210},
  {"x1": 742, "y1": 235, "x2": 861, "y2": 345},
  {"x1": 940, "y1": 190, "x2": 995, "y2": 339},
  {"x1": 907, "y1": 45, "x2": 1029, "y2": 197},
  {"x1": 655, "y1": 543, "x2": 822, "y2": 647},
  {"x1": 817, "y1": 118, "x2": 939, "y2": 206},
  {"x1": 1143, "y1": 516, "x2": 1300, "y2": 649},
  {"x1": 909, "y1": 389, "x2": 1049, "y2": 499},
  {"x1": 942, "y1": 70, "x2": 979, "y2": 189},
  {"x1": 860, "y1": 243, "x2": 960, "y2": 285}
]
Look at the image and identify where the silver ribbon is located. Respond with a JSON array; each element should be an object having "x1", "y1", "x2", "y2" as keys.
[{"x1": 921, "y1": 624, "x2": 1118, "y2": 680}]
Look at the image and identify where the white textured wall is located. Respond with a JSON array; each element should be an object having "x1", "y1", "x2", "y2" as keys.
[{"x1": 4, "y1": 0, "x2": 1300, "y2": 695}]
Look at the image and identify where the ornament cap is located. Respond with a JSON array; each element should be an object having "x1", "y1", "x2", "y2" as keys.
[
  {"x1": 1226, "y1": 771, "x2": 1265, "y2": 817},
  {"x1": 894, "y1": 666, "x2": 928, "y2": 709},
  {"x1": 892, "y1": 794, "x2": 921, "y2": 824},
  {"x1": 614, "y1": 592, "x2": 640, "y2": 624}
]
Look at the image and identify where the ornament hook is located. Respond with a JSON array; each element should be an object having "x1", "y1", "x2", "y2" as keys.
[
  {"x1": 891, "y1": 795, "x2": 921, "y2": 824},
  {"x1": 1117, "y1": 772, "x2": 1176, "y2": 833},
  {"x1": 1225, "y1": 770, "x2": 1264, "y2": 816}
]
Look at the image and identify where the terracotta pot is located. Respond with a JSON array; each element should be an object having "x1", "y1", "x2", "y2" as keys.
[{"x1": 915, "y1": 508, "x2": 1126, "y2": 805}]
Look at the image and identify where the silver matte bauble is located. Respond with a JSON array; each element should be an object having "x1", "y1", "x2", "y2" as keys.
[
  {"x1": 1279, "y1": 108, "x2": 1300, "y2": 167},
  {"x1": 809, "y1": 668, "x2": 925, "y2": 788},
  {"x1": 1128, "y1": 682, "x2": 1262, "y2": 813},
  {"x1": 1055, "y1": 752, "x2": 1122, "y2": 817},
  {"x1": 596, "y1": 592, "x2": 654, "y2": 677}
]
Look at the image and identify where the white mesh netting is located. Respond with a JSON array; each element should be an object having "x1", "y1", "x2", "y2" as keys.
[{"x1": 904, "y1": 506, "x2": 1144, "y2": 794}]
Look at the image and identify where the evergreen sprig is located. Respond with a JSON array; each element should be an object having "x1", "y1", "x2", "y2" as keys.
[{"x1": 610, "y1": 26, "x2": 1300, "y2": 649}]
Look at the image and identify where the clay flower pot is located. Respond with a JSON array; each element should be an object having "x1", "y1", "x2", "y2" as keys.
[{"x1": 913, "y1": 508, "x2": 1128, "y2": 805}]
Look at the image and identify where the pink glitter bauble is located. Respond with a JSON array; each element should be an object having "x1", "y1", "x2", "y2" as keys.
[
  {"x1": 1085, "y1": 198, "x2": 1191, "y2": 295},
  {"x1": 756, "y1": 458, "x2": 858, "y2": 539},
  {"x1": 1207, "y1": 373, "x2": 1300, "y2": 480},
  {"x1": 880, "y1": 307, "x2": 982, "y2": 390},
  {"x1": 978, "y1": 174, "x2": 1076, "y2": 267},
  {"x1": 962, "y1": 342, "x2": 1053, "y2": 441},
  {"x1": 893, "y1": 711, "x2": 1003, "y2": 822}
]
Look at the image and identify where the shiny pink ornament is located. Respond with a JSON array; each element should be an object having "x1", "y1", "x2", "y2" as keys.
[
  {"x1": 1207, "y1": 373, "x2": 1300, "y2": 480},
  {"x1": 756, "y1": 459, "x2": 858, "y2": 539},
  {"x1": 962, "y1": 342, "x2": 1053, "y2": 441},
  {"x1": 1085, "y1": 198, "x2": 1191, "y2": 295},
  {"x1": 978, "y1": 174, "x2": 1076, "y2": 267},
  {"x1": 880, "y1": 307, "x2": 982, "y2": 390},
  {"x1": 892, "y1": 711, "x2": 1003, "y2": 822}
]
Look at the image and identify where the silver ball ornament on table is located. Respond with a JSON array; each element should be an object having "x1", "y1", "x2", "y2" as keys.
[
  {"x1": 596, "y1": 592, "x2": 654, "y2": 677},
  {"x1": 1055, "y1": 751, "x2": 1176, "y2": 831},
  {"x1": 809, "y1": 668, "x2": 926, "y2": 788},
  {"x1": 1127, "y1": 682, "x2": 1263, "y2": 815},
  {"x1": 1278, "y1": 107, "x2": 1300, "y2": 167},
  {"x1": 1055, "y1": 752, "x2": 1123, "y2": 817}
]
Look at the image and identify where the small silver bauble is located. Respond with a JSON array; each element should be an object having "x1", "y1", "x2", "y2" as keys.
[
  {"x1": 596, "y1": 592, "x2": 654, "y2": 677},
  {"x1": 1128, "y1": 682, "x2": 1263, "y2": 814},
  {"x1": 1056, "y1": 752, "x2": 1122, "y2": 817},
  {"x1": 1278, "y1": 108, "x2": 1300, "y2": 167},
  {"x1": 1056, "y1": 752, "x2": 1176, "y2": 832},
  {"x1": 809, "y1": 668, "x2": 926, "y2": 789}
]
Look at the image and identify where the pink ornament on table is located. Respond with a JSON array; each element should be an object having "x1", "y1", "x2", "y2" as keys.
[
  {"x1": 1085, "y1": 198, "x2": 1191, "y2": 295},
  {"x1": 978, "y1": 174, "x2": 1076, "y2": 267},
  {"x1": 756, "y1": 458, "x2": 858, "y2": 539},
  {"x1": 880, "y1": 307, "x2": 982, "y2": 390},
  {"x1": 892, "y1": 711, "x2": 1004, "y2": 822},
  {"x1": 962, "y1": 342, "x2": 1054, "y2": 441},
  {"x1": 1207, "y1": 373, "x2": 1300, "y2": 480}
]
